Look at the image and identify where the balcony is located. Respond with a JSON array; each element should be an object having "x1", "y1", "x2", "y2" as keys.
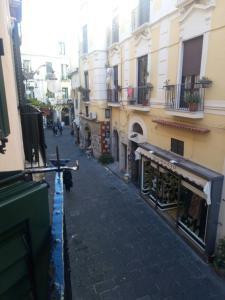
[
  {"x1": 164, "y1": 83, "x2": 205, "y2": 118},
  {"x1": 107, "y1": 88, "x2": 120, "y2": 107},
  {"x1": 127, "y1": 86, "x2": 151, "y2": 112}
]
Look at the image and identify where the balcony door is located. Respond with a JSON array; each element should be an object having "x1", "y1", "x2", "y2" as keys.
[
  {"x1": 180, "y1": 36, "x2": 203, "y2": 108},
  {"x1": 137, "y1": 55, "x2": 148, "y2": 104},
  {"x1": 113, "y1": 65, "x2": 118, "y2": 103},
  {"x1": 84, "y1": 71, "x2": 89, "y2": 100}
]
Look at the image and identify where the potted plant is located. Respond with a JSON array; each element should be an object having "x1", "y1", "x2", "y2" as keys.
[
  {"x1": 198, "y1": 76, "x2": 212, "y2": 88},
  {"x1": 185, "y1": 93, "x2": 201, "y2": 112},
  {"x1": 142, "y1": 99, "x2": 149, "y2": 106}
]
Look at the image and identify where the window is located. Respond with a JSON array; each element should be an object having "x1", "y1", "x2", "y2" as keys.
[
  {"x1": 171, "y1": 138, "x2": 184, "y2": 156},
  {"x1": 59, "y1": 42, "x2": 65, "y2": 55},
  {"x1": 23, "y1": 60, "x2": 31, "y2": 73},
  {"x1": 84, "y1": 71, "x2": 89, "y2": 89},
  {"x1": 62, "y1": 87, "x2": 68, "y2": 99},
  {"x1": 112, "y1": 16, "x2": 119, "y2": 44},
  {"x1": 138, "y1": 0, "x2": 150, "y2": 26},
  {"x1": 61, "y1": 64, "x2": 68, "y2": 80},
  {"x1": 46, "y1": 62, "x2": 53, "y2": 79},
  {"x1": 85, "y1": 105, "x2": 89, "y2": 117},
  {"x1": 75, "y1": 99, "x2": 78, "y2": 109},
  {"x1": 0, "y1": 38, "x2": 10, "y2": 152},
  {"x1": 137, "y1": 55, "x2": 148, "y2": 104},
  {"x1": 105, "y1": 109, "x2": 111, "y2": 119},
  {"x1": 133, "y1": 123, "x2": 143, "y2": 134},
  {"x1": 82, "y1": 25, "x2": 88, "y2": 54}
]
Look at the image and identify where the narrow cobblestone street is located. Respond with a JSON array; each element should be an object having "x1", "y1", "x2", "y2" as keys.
[{"x1": 46, "y1": 128, "x2": 225, "y2": 300}]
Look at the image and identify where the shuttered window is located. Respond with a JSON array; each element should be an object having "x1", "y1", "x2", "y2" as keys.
[
  {"x1": 139, "y1": 0, "x2": 150, "y2": 26},
  {"x1": 82, "y1": 25, "x2": 88, "y2": 54},
  {"x1": 182, "y1": 36, "x2": 203, "y2": 77},
  {"x1": 112, "y1": 16, "x2": 119, "y2": 43},
  {"x1": 171, "y1": 138, "x2": 184, "y2": 156},
  {"x1": 0, "y1": 39, "x2": 10, "y2": 141}
]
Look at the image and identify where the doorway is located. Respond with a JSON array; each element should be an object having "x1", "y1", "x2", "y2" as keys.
[
  {"x1": 113, "y1": 130, "x2": 119, "y2": 161},
  {"x1": 61, "y1": 107, "x2": 70, "y2": 125},
  {"x1": 130, "y1": 141, "x2": 140, "y2": 185}
]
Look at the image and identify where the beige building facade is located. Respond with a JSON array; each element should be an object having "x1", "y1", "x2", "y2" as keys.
[{"x1": 0, "y1": 0, "x2": 25, "y2": 171}]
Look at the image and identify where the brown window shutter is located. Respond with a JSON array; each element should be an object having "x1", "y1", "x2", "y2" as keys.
[{"x1": 182, "y1": 36, "x2": 203, "y2": 76}]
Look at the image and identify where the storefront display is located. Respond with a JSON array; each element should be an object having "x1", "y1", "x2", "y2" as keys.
[
  {"x1": 142, "y1": 159, "x2": 179, "y2": 209},
  {"x1": 179, "y1": 183, "x2": 208, "y2": 247},
  {"x1": 137, "y1": 142, "x2": 223, "y2": 255}
]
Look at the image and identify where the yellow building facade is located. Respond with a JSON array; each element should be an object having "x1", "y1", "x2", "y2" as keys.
[{"x1": 78, "y1": 0, "x2": 225, "y2": 257}]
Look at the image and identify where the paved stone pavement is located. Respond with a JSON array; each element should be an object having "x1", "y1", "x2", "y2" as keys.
[{"x1": 45, "y1": 128, "x2": 225, "y2": 300}]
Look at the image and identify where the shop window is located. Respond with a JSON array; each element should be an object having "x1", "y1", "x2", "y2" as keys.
[
  {"x1": 142, "y1": 160, "x2": 179, "y2": 209},
  {"x1": 142, "y1": 157, "x2": 208, "y2": 247},
  {"x1": 171, "y1": 138, "x2": 184, "y2": 156},
  {"x1": 179, "y1": 182, "x2": 208, "y2": 245},
  {"x1": 105, "y1": 109, "x2": 111, "y2": 119}
]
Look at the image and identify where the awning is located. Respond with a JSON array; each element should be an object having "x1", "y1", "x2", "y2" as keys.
[
  {"x1": 136, "y1": 146, "x2": 207, "y2": 187},
  {"x1": 152, "y1": 119, "x2": 210, "y2": 134}
]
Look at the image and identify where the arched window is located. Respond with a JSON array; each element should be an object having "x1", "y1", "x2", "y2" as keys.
[{"x1": 133, "y1": 123, "x2": 143, "y2": 135}]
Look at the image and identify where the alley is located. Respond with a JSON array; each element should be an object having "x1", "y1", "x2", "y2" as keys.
[{"x1": 46, "y1": 128, "x2": 225, "y2": 300}]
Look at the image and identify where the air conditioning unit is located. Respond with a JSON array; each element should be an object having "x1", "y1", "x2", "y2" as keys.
[{"x1": 89, "y1": 112, "x2": 97, "y2": 120}]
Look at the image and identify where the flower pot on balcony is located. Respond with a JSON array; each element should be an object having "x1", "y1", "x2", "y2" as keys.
[
  {"x1": 142, "y1": 100, "x2": 148, "y2": 106},
  {"x1": 188, "y1": 103, "x2": 198, "y2": 112},
  {"x1": 185, "y1": 94, "x2": 201, "y2": 112}
]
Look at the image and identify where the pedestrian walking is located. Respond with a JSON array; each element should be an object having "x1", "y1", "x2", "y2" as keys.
[
  {"x1": 58, "y1": 123, "x2": 63, "y2": 135},
  {"x1": 52, "y1": 123, "x2": 58, "y2": 136},
  {"x1": 63, "y1": 169, "x2": 73, "y2": 192}
]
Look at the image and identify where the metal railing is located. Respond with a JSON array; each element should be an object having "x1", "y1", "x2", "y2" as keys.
[
  {"x1": 107, "y1": 88, "x2": 119, "y2": 103},
  {"x1": 128, "y1": 86, "x2": 150, "y2": 106},
  {"x1": 165, "y1": 83, "x2": 204, "y2": 112}
]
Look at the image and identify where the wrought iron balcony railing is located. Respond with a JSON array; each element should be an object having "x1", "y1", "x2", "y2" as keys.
[
  {"x1": 165, "y1": 83, "x2": 204, "y2": 112},
  {"x1": 128, "y1": 86, "x2": 151, "y2": 106},
  {"x1": 107, "y1": 88, "x2": 119, "y2": 103}
]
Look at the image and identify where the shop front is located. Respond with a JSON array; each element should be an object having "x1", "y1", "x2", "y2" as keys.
[{"x1": 136, "y1": 143, "x2": 224, "y2": 256}]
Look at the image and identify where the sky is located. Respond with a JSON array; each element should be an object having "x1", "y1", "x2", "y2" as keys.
[
  {"x1": 21, "y1": 0, "x2": 79, "y2": 65},
  {"x1": 20, "y1": 0, "x2": 138, "y2": 67}
]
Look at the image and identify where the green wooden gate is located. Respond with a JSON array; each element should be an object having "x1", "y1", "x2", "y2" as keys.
[{"x1": 0, "y1": 172, "x2": 50, "y2": 300}]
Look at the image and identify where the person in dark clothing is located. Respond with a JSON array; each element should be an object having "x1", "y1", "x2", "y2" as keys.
[
  {"x1": 58, "y1": 123, "x2": 63, "y2": 135},
  {"x1": 63, "y1": 169, "x2": 73, "y2": 192}
]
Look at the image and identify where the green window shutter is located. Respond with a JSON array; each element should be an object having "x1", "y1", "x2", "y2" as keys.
[{"x1": 0, "y1": 39, "x2": 10, "y2": 140}]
